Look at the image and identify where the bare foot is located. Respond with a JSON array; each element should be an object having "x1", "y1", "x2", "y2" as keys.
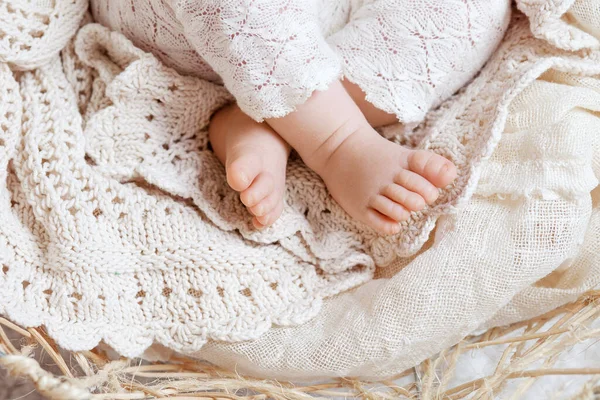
[
  {"x1": 264, "y1": 81, "x2": 457, "y2": 235},
  {"x1": 209, "y1": 104, "x2": 290, "y2": 229},
  {"x1": 307, "y1": 124, "x2": 457, "y2": 235}
]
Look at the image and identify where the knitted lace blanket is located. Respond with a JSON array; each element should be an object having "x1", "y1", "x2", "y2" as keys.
[{"x1": 0, "y1": 0, "x2": 599, "y2": 376}]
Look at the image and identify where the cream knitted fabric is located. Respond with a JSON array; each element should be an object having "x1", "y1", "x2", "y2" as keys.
[
  {"x1": 0, "y1": 0, "x2": 599, "y2": 381},
  {"x1": 91, "y1": 0, "x2": 508, "y2": 123}
]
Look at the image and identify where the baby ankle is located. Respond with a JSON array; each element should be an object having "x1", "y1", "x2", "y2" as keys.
[{"x1": 301, "y1": 118, "x2": 369, "y2": 174}]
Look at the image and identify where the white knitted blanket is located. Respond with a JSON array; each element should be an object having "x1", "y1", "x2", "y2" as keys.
[{"x1": 1, "y1": 0, "x2": 599, "y2": 379}]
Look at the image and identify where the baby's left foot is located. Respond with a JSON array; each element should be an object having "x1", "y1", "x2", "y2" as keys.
[
  {"x1": 305, "y1": 125, "x2": 457, "y2": 235},
  {"x1": 209, "y1": 104, "x2": 290, "y2": 229}
]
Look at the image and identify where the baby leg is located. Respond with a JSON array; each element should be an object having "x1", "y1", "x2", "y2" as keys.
[
  {"x1": 329, "y1": 0, "x2": 511, "y2": 125},
  {"x1": 342, "y1": 80, "x2": 398, "y2": 128},
  {"x1": 264, "y1": 0, "x2": 510, "y2": 235},
  {"x1": 209, "y1": 104, "x2": 290, "y2": 229}
]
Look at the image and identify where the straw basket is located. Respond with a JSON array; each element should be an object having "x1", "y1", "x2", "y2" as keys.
[{"x1": 0, "y1": 291, "x2": 599, "y2": 399}]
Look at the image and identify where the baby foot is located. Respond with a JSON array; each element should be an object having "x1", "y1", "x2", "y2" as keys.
[
  {"x1": 209, "y1": 104, "x2": 290, "y2": 229},
  {"x1": 309, "y1": 125, "x2": 456, "y2": 235}
]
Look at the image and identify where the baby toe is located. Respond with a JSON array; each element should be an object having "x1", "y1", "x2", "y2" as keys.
[
  {"x1": 240, "y1": 172, "x2": 274, "y2": 207},
  {"x1": 438, "y1": 162, "x2": 457, "y2": 187},
  {"x1": 382, "y1": 183, "x2": 426, "y2": 212},
  {"x1": 369, "y1": 195, "x2": 410, "y2": 222},
  {"x1": 249, "y1": 188, "x2": 279, "y2": 217},
  {"x1": 254, "y1": 199, "x2": 284, "y2": 228},
  {"x1": 252, "y1": 217, "x2": 265, "y2": 230},
  {"x1": 407, "y1": 150, "x2": 457, "y2": 188},
  {"x1": 227, "y1": 154, "x2": 263, "y2": 192},
  {"x1": 365, "y1": 208, "x2": 401, "y2": 236},
  {"x1": 394, "y1": 169, "x2": 439, "y2": 204}
]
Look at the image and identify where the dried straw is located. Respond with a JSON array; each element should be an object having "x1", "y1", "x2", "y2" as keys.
[{"x1": 0, "y1": 291, "x2": 599, "y2": 399}]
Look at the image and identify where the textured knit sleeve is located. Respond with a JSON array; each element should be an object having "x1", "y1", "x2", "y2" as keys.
[{"x1": 172, "y1": 0, "x2": 342, "y2": 121}]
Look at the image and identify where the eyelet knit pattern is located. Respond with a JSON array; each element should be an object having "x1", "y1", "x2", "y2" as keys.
[{"x1": 91, "y1": 0, "x2": 509, "y2": 123}]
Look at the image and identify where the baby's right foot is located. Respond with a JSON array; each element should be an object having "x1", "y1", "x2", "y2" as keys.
[
  {"x1": 305, "y1": 123, "x2": 457, "y2": 235},
  {"x1": 209, "y1": 104, "x2": 290, "y2": 229}
]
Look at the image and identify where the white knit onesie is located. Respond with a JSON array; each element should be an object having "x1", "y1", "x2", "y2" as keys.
[{"x1": 91, "y1": 0, "x2": 509, "y2": 122}]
